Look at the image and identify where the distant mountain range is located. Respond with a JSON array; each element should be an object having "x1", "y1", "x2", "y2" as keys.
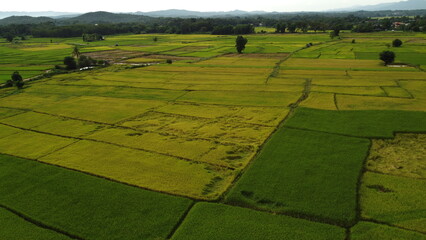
[
  {"x1": 0, "y1": 0, "x2": 425, "y2": 25},
  {"x1": 134, "y1": 9, "x2": 269, "y2": 18},
  {"x1": 333, "y1": 0, "x2": 426, "y2": 11},
  {"x1": 0, "y1": 11, "x2": 79, "y2": 19}
]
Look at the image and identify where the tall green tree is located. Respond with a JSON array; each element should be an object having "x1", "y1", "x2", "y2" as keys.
[
  {"x1": 235, "y1": 36, "x2": 248, "y2": 54},
  {"x1": 380, "y1": 51, "x2": 395, "y2": 65}
]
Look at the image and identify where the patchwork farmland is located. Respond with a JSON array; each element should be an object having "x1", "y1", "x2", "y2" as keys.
[{"x1": 0, "y1": 32, "x2": 425, "y2": 239}]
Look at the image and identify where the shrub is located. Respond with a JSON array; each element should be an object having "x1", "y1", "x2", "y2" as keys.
[{"x1": 64, "y1": 56, "x2": 77, "y2": 70}]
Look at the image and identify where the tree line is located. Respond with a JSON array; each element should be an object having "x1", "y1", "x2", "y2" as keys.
[{"x1": 0, "y1": 14, "x2": 425, "y2": 40}]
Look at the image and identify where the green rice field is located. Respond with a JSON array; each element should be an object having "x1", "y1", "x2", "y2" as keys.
[{"x1": 0, "y1": 31, "x2": 425, "y2": 239}]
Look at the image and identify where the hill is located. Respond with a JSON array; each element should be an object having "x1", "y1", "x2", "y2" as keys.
[
  {"x1": 335, "y1": 0, "x2": 426, "y2": 11},
  {"x1": 0, "y1": 16, "x2": 54, "y2": 25},
  {"x1": 62, "y1": 11, "x2": 153, "y2": 24},
  {"x1": 135, "y1": 9, "x2": 268, "y2": 18}
]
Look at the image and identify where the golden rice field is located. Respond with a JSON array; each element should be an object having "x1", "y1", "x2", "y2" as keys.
[{"x1": 0, "y1": 32, "x2": 425, "y2": 239}]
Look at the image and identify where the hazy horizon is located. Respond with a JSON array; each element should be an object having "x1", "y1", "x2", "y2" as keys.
[{"x1": 1, "y1": 0, "x2": 404, "y2": 13}]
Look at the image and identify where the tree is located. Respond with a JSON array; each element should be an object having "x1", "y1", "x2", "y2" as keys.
[
  {"x1": 4, "y1": 33, "x2": 14, "y2": 42},
  {"x1": 380, "y1": 51, "x2": 395, "y2": 65},
  {"x1": 72, "y1": 46, "x2": 81, "y2": 58},
  {"x1": 392, "y1": 39, "x2": 402, "y2": 47},
  {"x1": 287, "y1": 23, "x2": 297, "y2": 33},
  {"x1": 11, "y1": 71, "x2": 23, "y2": 82},
  {"x1": 11, "y1": 71, "x2": 24, "y2": 89},
  {"x1": 64, "y1": 56, "x2": 77, "y2": 70},
  {"x1": 235, "y1": 36, "x2": 248, "y2": 54}
]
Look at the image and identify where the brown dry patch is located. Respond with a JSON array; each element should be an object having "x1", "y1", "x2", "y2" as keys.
[{"x1": 367, "y1": 133, "x2": 426, "y2": 179}]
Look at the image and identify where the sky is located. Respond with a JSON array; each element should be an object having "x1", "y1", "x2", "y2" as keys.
[{"x1": 3, "y1": 0, "x2": 402, "y2": 13}]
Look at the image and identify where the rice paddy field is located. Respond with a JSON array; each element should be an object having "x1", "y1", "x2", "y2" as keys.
[{"x1": 0, "y1": 31, "x2": 425, "y2": 239}]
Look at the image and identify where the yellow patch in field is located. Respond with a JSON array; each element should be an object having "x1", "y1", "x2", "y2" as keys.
[
  {"x1": 0, "y1": 124, "x2": 22, "y2": 139},
  {"x1": 311, "y1": 86, "x2": 386, "y2": 96},
  {"x1": 300, "y1": 92, "x2": 337, "y2": 110},
  {"x1": 35, "y1": 96, "x2": 166, "y2": 124},
  {"x1": 367, "y1": 134, "x2": 426, "y2": 179},
  {"x1": 312, "y1": 78, "x2": 397, "y2": 87},
  {"x1": 337, "y1": 95, "x2": 425, "y2": 111},
  {"x1": 382, "y1": 86, "x2": 413, "y2": 98},
  {"x1": 0, "y1": 131, "x2": 76, "y2": 159},
  {"x1": 39, "y1": 140, "x2": 235, "y2": 200},
  {"x1": 178, "y1": 90, "x2": 301, "y2": 107},
  {"x1": 86, "y1": 127, "x2": 214, "y2": 161},
  {"x1": 21, "y1": 44, "x2": 71, "y2": 51},
  {"x1": 0, "y1": 93, "x2": 69, "y2": 110},
  {"x1": 284, "y1": 58, "x2": 386, "y2": 69}
]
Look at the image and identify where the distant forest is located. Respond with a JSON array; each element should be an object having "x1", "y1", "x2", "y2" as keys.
[{"x1": 0, "y1": 10, "x2": 425, "y2": 39}]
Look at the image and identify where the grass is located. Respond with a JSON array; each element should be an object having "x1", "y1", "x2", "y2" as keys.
[
  {"x1": 351, "y1": 221, "x2": 426, "y2": 240},
  {"x1": 285, "y1": 108, "x2": 426, "y2": 138},
  {"x1": 360, "y1": 172, "x2": 426, "y2": 233},
  {"x1": 171, "y1": 203, "x2": 346, "y2": 240},
  {"x1": 0, "y1": 207, "x2": 72, "y2": 240},
  {"x1": 0, "y1": 154, "x2": 192, "y2": 240},
  {"x1": 367, "y1": 133, "x2": 426, "y2": 179},
  {"x1": 226, "y1": 127, "x2": 370, "y2": 226}
]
